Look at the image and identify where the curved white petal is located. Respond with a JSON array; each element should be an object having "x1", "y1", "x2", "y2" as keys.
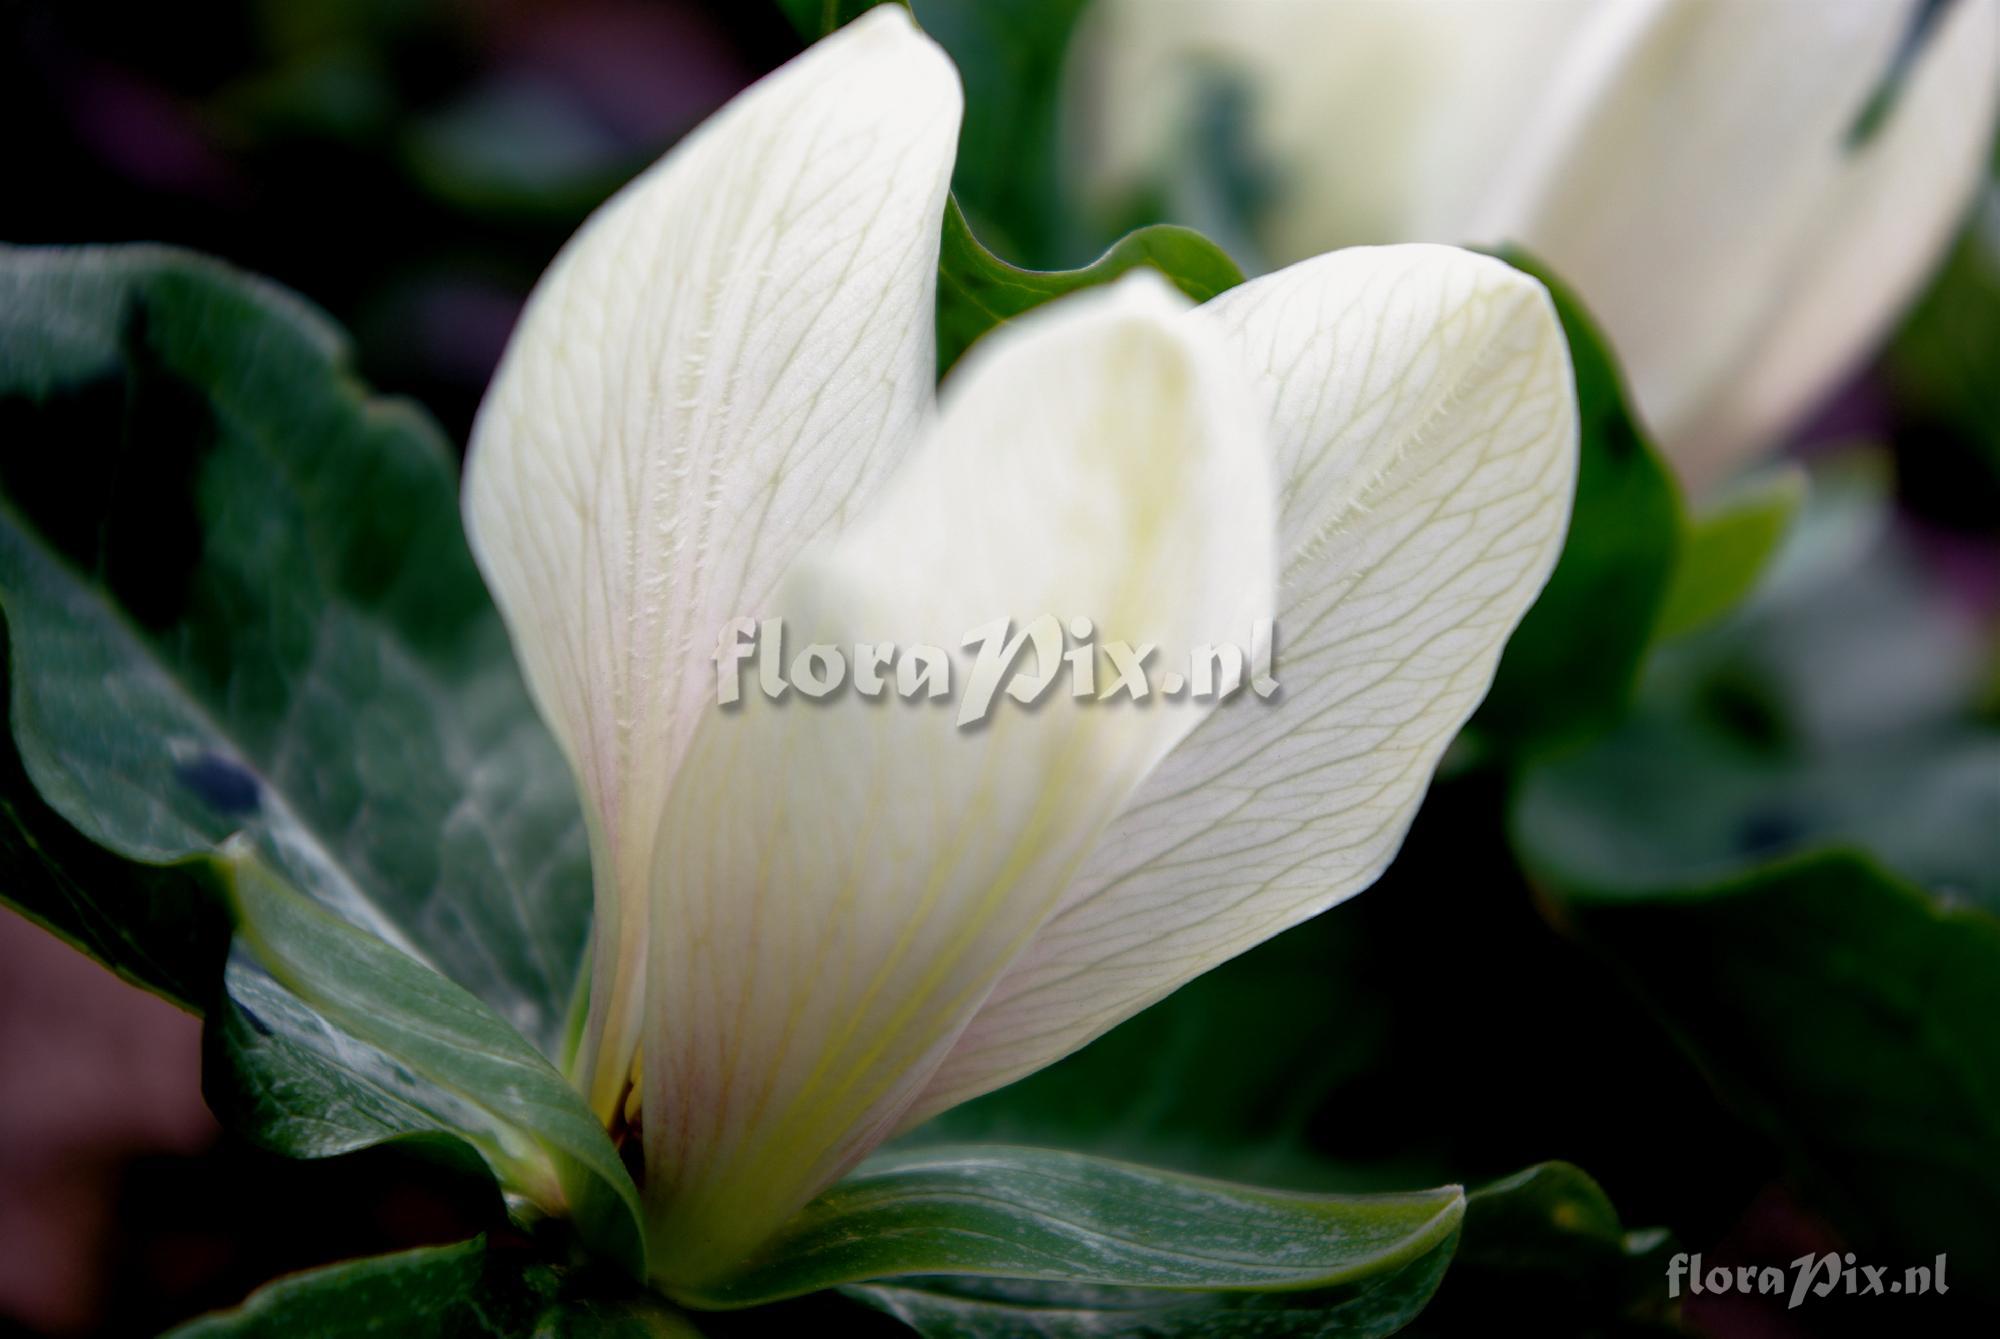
[
  {"x1": 461, "y1": 7, "x2": 960, "y2": 1118},
  {"x1": 1481, "y1": 0, "x2": 1995, "y2": 487},
  {"x1": 1662, "y1": 0, "x2": 2000, "y2": 487},
  {"x1": 640, "y1": 276, "x2": 1276, "y2": 1287},
  {"x1": 911, "y1": 246, "x2": 1576, "y2": 1120}
]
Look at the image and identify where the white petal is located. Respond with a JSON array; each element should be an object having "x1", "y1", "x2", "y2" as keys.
[
  {"x1": 1479, "y1": 0, "x2": 1996, "y2": 486},
  {"x1": 640, "y1": 275, "x2": 1276, "y2": 1287},
  {"x1": 461, "y1": 7, "x2": 960, "y2": 1119},
  {"x1": 1663, "y1": 0, "x2": 2000, "y2": 486},
  {"x1": 912, "y1": 246, "x2": 1576, "y2": 1119}
]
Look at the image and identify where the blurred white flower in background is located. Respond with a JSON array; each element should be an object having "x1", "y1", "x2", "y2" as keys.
[{"x1": 1081, "y1": 0, "x2": 2000, "y2": 491}]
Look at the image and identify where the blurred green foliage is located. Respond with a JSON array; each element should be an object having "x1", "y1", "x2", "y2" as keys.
[
  {"x1": 1471, "y1": 251, "x2": 1686, "y2": 762},
  {"x1": 1655, "y1": 470, "x2": 1807, "y2": 642},
  {"x1": 1534, "y1": 850, "x2": 2000, "y2": 1301},
  {"x1": 1890, "y1": 144, "x2": 2000, "y2": 523},
  {"x1": 1518, "y1": 455, "x2": 1998, "y2": 907},
  {"x1": 1516, "y1": 454, "x2": 2000, "y2": 1302}
]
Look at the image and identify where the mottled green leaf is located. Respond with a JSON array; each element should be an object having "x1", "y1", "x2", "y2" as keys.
[
  {"x1": 681, "y1": 1146, "x2": 1462, "y2": 1310},
  {"x1": 0, "y1": 244, "x2": 589, "y2": 1058},
  {"x1": 0, "y1": 622, "x2": 228, "y2": 1011}
]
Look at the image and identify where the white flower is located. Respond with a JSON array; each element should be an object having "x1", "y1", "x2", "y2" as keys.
[
  {"x1": 1083, "y1": 0, "x2": 2000, "y2": 491},
  {"x1": 463, "y1": 7, "x2": 1575, "y2": 1289}
]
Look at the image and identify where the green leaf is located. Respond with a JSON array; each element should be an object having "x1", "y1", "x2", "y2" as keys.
[
  {"x1": 1527, "y1": 850, "x2": 2000, "y2": 1292},
  {"x1": 1470, "y1": 249, "x2": 1684, "y2": 760},
  {"x1": 533, "y1": 1297, "x2": 712, "y2": 1339},
  {"x1": 936, "y1": 198, "x2": 1245, "y2": 378},
  {"x1": 911, "y1": 0, "x2": 1095, "y2": 267},
  {"x1": 1654, "y1": 467, "x2": 1805, "y2": 641},
  {"x1": 1444, "y1": 1162, "x2": 1665, "y2": 1285},
  {"x1": 165, "y1": 1236, "x2": 706, "y2": 1338},
  {"x1": 1403, "y1": 1163, "x2": 1676, "y2": 1335},
  {"x1": 845, "y1": 1238, "x2": 1455, "y2": 1339},
  {"x1": 853, "y1": 1167, "x2": 1671, "y2": 1339},
  {"x1": 0, "y1": 244, "x2": 589, "y2": 1058},
  {"x1": 165, "y1": 1238, "x2": 505, "y2": 1338},
  {"x1": 679, "y1": 1146, "x2": 1463, "y2": 1310},
  {"x1": 907, "y1": 871, "x2": 1684, "y2": 1314},
  {"x1": 0, "y1": 621, "x2": 229, "y2": 1011},
  {"x1": 220, "y1": 851, "x2": 643, "y2": 1276},
  {"x1": 205, "y1": 954, "x2": 498, "y2": 1163},
  {"x1": 901, "y1": 934, "x2": 1677, "y2": 1331}
]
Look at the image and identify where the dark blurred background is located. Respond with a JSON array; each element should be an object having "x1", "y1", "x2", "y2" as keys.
[
  {"x1": 3, "y1": 2, "x2": 1998, "y2": 1336},
  {"x1": 2, "y1": 3, "x2": 797, "y2": 1331},
  {"x1": 2, "y1": 0, "x2": 805, "y2": 446}
]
